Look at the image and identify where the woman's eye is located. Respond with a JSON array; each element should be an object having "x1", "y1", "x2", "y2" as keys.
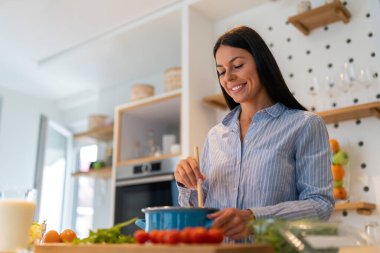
[
  {"x1": 234, "y1": 64, "x2": 243, "y2": 69},
  {"x1": 217, "y1": 71, "x2": 225, "y2": 77}
]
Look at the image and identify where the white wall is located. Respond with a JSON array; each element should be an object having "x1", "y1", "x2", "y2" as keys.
[
  {"x1": 59, "y1": 72, "x2": 167, "y2": 133},
  {"x1": 0, "y1": 86, "x2": 59, "y2": 188}
]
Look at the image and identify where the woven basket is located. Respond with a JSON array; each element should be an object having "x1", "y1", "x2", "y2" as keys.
[
  {"x1": 131, "y1": 84, "x2": 154, "y2": 101},
  {"x1": 165, "y1": 67, "x2": 181, "y2": 92},
  {"x1": 88, "y1": 114, "x2": 108, "y2": 130}
]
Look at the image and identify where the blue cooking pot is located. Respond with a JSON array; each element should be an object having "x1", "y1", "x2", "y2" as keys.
[{"x1": 135, "y1": 206, "x2": 218, "y2": 232}]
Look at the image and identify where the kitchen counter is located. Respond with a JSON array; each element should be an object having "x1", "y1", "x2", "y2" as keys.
[
  {"x1": 35, "y1": 244, "x2": 379, "y2": 253},
  {"x1": 340, "y1": 246, "x2": 380, "y2": 253},
  {"x1": 35, "y1": 243, "x2": 274, "y2": 253}
]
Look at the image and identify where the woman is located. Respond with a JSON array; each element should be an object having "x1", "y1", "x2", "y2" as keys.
[{"x1": 174, "y1": 26, "x2": 334, "y2": 240}]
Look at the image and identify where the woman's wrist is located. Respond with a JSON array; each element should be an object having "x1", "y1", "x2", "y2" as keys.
[{"x1": 246, "y1": 209, "x2": 256, "y2": 220}]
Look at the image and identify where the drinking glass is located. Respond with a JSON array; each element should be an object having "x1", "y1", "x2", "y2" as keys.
[
  {"x1": 364, "y1": 222, "x2": 379, "y2": 246},
  {"x1": 305, "y1": 76, "x2": 320, "y2": 111},
  {"x1": 0, "y1": 188, "x2": 37, "y2": 252},
  {"x1": 324, "y1": 75, "x2": 338, "y2": 109},
  {"x1": 357, "y1": 67, "x2": 375, "y2": 102},
  {"x1": 340, "y1": 62, "x2": 359, "y2": 104}
]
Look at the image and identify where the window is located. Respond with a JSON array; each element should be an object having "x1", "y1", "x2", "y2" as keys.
[{"x1": 74, "y1": 145, "x2": 97, "y2": 238}]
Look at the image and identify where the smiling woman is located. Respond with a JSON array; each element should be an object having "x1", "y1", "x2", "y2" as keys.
[{"x1": 174, "y1": 26, "x2": 334, "y2": 242}]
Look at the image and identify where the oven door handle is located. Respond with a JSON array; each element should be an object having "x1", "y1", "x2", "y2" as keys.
[{"x1": 116, "y1": 174, "x2": 174, "y2": 187}]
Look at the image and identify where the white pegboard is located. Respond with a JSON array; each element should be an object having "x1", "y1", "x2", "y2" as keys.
[{"x1": 214, "y1": 0, "x2": 380, "y2": 230}]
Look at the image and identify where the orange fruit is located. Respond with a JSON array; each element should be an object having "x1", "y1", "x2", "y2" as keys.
[
  {"x1": 42, "y1": 230, "x2": 62, "y2": 243},
  {"x1": 331, "y1": 165, "x2": 345, "y2": 181},
  {"x1": 329, "y1": 139, "x2": 340, "y2": 154},
  {"x1": 60, "y1": 229, "x2": 77, "y2": 243},
  {"x1": 334, "y1": 187, "x2": 347, "y2": 199}
]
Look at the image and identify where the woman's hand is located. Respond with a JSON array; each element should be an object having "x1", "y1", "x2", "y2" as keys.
[
  {"x1": 208, "y1": 208, "x2": 253, "y2": 240},
  {"x1": 174, "y1": 156, "x2": 205, "y2": 189}
]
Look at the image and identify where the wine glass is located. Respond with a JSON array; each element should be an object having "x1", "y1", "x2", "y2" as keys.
[
  {"x1": 338, "y1": 62, "x2": 359, "y2": 105},
  {"x1": 343, "y1": 62, "x2": 357, "y2": 85},
  {"x1": 324, "y1": 75, "x2": 338, "y2": 109},
  {"x1": 364, "y1": 222, "x2": 379, "y2": 246},
  {"x1": 305, "y1": 76, "x2": 321, "y2": 111},
  {"x1": 357, "y1": 67, "x2": 375, "y2": 102},
  {"x1": 337, "y1": 72, "x2": 351, "y2": 107}
]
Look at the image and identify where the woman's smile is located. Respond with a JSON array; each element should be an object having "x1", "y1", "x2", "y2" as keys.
[{"x1": 229, "y1": 83, "x2": 246, "y2": 93}]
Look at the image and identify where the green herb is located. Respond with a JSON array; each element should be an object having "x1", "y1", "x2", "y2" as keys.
[
  {"x1": 73, "y1": 217, "x2": 138, "y2": 244},
  {"x1": 251, "y1": 219, "x2": 339, "y2": 253},
  {"x1": 253, "y1": 219, "x2": 296, "y2": 253}
]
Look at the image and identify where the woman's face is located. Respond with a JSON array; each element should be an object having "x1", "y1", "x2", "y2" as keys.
[{"x1": 215, "y1": 45, "x2": 266, "y2": 105}]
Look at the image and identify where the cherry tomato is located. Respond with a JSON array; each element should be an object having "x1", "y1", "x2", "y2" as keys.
[
  {"x1": 149, "y1": 230, "x2": 160, "y2": 244},
  {"x1": 179, "y1": 227, "x2": 192, "y2": 243},
  {"x1": 42, "y1": 230, "x2": 62, "y2": 243},
  {"x1": 158, "y1": 230, "x2": 167, "y2": 244},
  {"x1": 60, "y1": 229, "x2": 77, "y2": 243},
  {"x1": 190, "y1": 227, "x2": 208, "y2": 244},
  {"x1": 164, "y1": 230, "x2": 180, "y2": 244},
  {"x1": 133, "y1": 229, "x2": 150, "y2": 244},
  {"x1": 207, "y1": 228, "x2": 224, "y2": 244}
]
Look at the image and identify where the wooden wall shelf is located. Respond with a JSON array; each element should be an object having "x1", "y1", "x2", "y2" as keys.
[
  {"x1": 203, "y1": 93, "x2": 380, "y2": 124},
  {"x1": 72, "y1": 166, "x2": 112, "y2": 179},
  {"x1": 318, "y1": 101, "x2": 380, "y2": 124},
  {"x1": 335, "y1": 202, "x2": 376, "y2": 216},
  {"x1": 288, "y1": 0, "x2": 351, "y2": 35},
  {"x1": 74, "y1": 125, "x2": 114, "y2": 142},
  {"x1": 116, "y1": 153, "x2": 181, "y2": 167}
]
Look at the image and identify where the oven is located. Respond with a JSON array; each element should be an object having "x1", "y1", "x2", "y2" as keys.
[{"x1": 114, "y1": 158, "x2": 179, "y2": 235}]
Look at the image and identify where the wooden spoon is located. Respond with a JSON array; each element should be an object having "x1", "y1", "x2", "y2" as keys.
[{"x1": 194, "y1": 146, "x2": 204, "y2": 207}]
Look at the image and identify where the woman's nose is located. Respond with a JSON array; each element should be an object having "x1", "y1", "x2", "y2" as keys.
[{"x1": 224, "y1": 69, "x2": 235, "y2": 81}]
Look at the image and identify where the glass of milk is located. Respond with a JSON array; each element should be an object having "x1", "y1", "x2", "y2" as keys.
[{"x1": 0, "y1": 188, "x2": 37, "y2": 252}]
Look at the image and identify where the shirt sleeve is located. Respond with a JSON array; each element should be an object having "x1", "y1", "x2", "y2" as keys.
[{"x1": 251, "y1": 114, "x2": 335, "y2": 220}]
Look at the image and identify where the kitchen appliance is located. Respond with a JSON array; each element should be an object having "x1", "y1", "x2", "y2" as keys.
[
  {"x1": 114, "y1": 158, "x2": 179, "y2": 235},
  {"x1": 135, "y1": 206, "x2": 217, "y2": 232}
]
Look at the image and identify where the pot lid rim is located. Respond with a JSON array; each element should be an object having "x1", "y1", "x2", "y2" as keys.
[{"x1": 141, "y1": 206, "x2": 218, "y2": 212}]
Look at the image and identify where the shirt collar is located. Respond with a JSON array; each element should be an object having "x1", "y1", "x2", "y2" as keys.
[
  {"x1": 262, "y1": 102, "x2": 286, "y2": 118},
  {"x1": 221, "y1": 103, "x2": 286, "y2": 131}
]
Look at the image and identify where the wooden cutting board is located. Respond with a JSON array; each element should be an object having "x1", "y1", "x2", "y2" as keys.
[{"x1": 35, "y1": 243, "x2": 274, "y2": 253}]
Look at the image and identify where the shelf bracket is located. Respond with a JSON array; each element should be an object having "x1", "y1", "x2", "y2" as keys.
[
  {"x1": 357, "y1": 208, "x2": 373, "y2": 216},
  {"x1": 293, "y1": 21, "x2": 309, "y2": 35},
  {"x1": 335, "y1": 8, "x2": 349, "y2": 23},
  {"x1": 370, "y1": 107, "x2": 380, "y2": 119}
]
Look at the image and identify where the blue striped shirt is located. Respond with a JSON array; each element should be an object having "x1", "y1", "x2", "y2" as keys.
[{"x1": 178, "y1": 103, "x2": 334, "y2": 220}]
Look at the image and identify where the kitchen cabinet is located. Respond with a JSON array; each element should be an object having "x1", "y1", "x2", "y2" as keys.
[
  {"x1": 114, "y1": 90, "x2": 181, "y2": 167},
  {"x1": 288, "y1": 0, "x2": 351, "y2": 35}
]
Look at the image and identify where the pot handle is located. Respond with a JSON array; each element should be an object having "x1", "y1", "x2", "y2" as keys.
[
  {"x1": 135, "y1": 219, "x2": 146, "y2": 230},
  {"x1": 205, "y1": 219, "x2": 213, "y2": 229}
]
